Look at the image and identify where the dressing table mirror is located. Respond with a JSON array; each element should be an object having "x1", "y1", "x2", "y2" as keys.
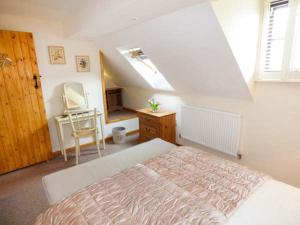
[
  {"x1": 55, "y1": 82, "x2": 105, "y2": 161},
  {"x1": 62, "y1": 82, "x2": 88, "y2": 113}
]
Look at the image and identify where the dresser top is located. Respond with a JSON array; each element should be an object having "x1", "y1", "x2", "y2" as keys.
[
  {"x1": 55, "y1": 111, "x2": 103, "y2": 124},
  {"x1": 137, "y1": 108, "x2": 176, "y2": 117}
]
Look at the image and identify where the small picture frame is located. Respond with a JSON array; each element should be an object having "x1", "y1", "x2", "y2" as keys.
[
  {"x1": 48, "y1": 46, "x2": 66, "y2": 64},
  {"x1": 76, "y1": 56, "x2": 90, "y2": 72}
]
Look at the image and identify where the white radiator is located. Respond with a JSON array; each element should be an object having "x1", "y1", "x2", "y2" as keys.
[{"x1": 181, "y1": 105, "x2": 241, "y2": 157}]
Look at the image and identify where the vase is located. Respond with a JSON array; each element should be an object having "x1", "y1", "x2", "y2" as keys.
[{"x1": 151, "y1": 108, "x2": 159, "y2": 113}]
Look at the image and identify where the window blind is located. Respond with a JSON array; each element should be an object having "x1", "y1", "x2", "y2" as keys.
[{"x1": 264, "y1": 0, "x2": 289, "y2": 72}]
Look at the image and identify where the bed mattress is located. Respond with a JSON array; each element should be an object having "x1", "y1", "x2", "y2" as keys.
[{"x1": 41, "y1": 139, "x2": 300, "y2": 225}]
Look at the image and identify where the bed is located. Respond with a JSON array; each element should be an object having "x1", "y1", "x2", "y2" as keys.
[{"x1": 37, "y1": 139, "x2": 300, "y2": 225}]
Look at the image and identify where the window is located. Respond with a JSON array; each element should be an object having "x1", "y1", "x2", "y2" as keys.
[
  {"x1": 291, "y1": 3, "x2": 300, "y2": 71},
  {"x1": 259, "y1": 0, "x2": 300, "y2": 80},
  {"x1": 263, "y1": 0, "x2": 289, "y2": 72},
  {"x1": 119, "y1": 48, "x2": 174, "y2": 91}
]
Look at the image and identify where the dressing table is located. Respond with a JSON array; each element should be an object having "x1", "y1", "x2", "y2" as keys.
[{"x1": 55, "y1": 83, "x2": 105, "y2": 161}]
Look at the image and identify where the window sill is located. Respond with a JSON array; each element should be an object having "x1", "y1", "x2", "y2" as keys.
[{"x1": 255, "y1": 79, "x2": 300, "y2": 83}]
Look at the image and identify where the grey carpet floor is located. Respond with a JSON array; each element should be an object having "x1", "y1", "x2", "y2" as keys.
[{"x1": 0, "y1": 134, "x2": 139, "y2": 225}]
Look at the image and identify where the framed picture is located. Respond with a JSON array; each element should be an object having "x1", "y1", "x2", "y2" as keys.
[
  {"x1": 48, "y1": 46, "x2": 65, "y2": 64},
  {"x1": 76, "y1": 56, "x2": 90, "y2": 72}
]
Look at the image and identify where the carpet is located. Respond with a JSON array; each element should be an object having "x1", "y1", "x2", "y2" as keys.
[{"x1": 0, "y1": 134, "x2": 139, "y2": 225}]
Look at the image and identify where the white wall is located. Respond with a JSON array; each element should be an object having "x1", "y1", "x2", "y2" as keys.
[
  {"x1": 122, "y1": 83, "x2": 300, "y2": 187},
  {"x1": 105, "y1": 78, "x2": 118, "y2": 89},
  {"x1": 212, "y1": 0, "x2": 262, "y2": 85},
  {"x1": 0, "y1": 14, "x2": 138, "y2": 152}
]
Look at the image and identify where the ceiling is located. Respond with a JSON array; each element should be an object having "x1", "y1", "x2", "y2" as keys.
[
  {"x1": 0, "y1": 0, "x2": 77, "y2": 20},
  {"x1": 0, "y1": 0, "x2": 208, "y2": 38}
]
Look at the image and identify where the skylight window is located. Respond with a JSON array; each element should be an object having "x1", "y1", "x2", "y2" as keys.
[{"x1": 119, "y1": 48, "x2": 174, "y2": 91}]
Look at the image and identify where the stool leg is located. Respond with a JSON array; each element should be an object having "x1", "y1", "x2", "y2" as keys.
[
  {"x1": 99, "y1": 115, "x2": 106, "y2": 150},
  {"x1": 63, "y1": 148, "x2": 67, "y2": 162},
  {"x1": 75, "y1": 138, "x2": 80, "y2": 165},
  {"x1": 96, "y1": 134, "x2": 101, "y2": 157}
]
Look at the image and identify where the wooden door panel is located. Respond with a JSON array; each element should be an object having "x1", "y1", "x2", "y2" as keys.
[
  {"x1": 4, "y1": 31, "x2": 35, "y2": 167},
  {"x1": 13, "y1": 31, "x2": 44, "y2": 163},
  {"x1": 0, "y1": 30, "x2": 52, "y2": 174},
  {"x1": 0, "y1": 69, "x2": 18, "y2": 173},
  {"x1": 0, "y1": 31, "x2": 25, "y2": 170},
  {"x1": 26, "y1": 32, "x2": 52, "y2": 159}
]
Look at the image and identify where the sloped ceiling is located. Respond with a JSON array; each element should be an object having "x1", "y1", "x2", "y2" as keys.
[
  {"x1": 97, "y1": 2, "x2": 252, "y2": 99},
  {"x1": 64, "y1": 0, "x2": 208, "y2": 38},
  {"x1": 211, "y1": 0, "x2": 262, "y2": 84},
  {"x1": 0, "y1": 0, "x2": 255, "y2": 99}
]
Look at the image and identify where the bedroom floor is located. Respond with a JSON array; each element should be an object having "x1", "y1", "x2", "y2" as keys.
[
  {"x1": 107, "y1": 109, "x2": 137, "y2": 121},
  {"x1": 0, "y1": 134, "x2": 139, "y2": 225}
]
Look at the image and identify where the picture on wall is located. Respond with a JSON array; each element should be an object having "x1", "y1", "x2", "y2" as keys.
[
  {"x1": 48, "y1": 46, "x2": 65, "y2": 64},
  {"x1": 76, "y1": 56, "x2": 90, "y2": 72}
]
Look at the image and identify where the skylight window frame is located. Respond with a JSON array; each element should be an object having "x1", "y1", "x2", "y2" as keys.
[
  {"x1": 118, "y1": 47, "x2": 174, "y2": 91},
  {"x1": 257, "y1": 0, "x2": 300, "y2": 82}
]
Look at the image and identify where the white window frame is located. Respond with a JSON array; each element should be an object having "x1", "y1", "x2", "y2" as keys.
[
  {"x1": 118, "y1": 47, "x2": 174, "y2": 91},
  {"x1": 257, "y1": 0, "x2": 300, "y2": 82}
]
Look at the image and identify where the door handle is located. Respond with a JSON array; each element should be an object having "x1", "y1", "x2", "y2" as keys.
[{"x1": 33, "y1": 74, "x2": 42, "y2": 89}]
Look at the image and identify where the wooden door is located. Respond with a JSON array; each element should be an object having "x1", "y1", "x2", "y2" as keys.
[{"x1": 0, "y1": 30, "x2": 52, "y2": 174}]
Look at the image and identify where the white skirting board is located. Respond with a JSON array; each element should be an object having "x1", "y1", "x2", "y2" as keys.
[{"x1": 181, "y1": 105, "x2": 241, "y2": 156}]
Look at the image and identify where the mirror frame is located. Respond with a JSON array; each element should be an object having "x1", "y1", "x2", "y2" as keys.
[
  {"x1": 99, "y1": 51, "x2": 137, "y2": 124},
  {"x1": 63, "y1": 82, "x2": 88, "y2": 111}
]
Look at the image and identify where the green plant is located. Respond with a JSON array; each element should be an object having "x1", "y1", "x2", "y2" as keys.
[{"x1": 148, "y1": 98, "x2": 159, "y2": 112}]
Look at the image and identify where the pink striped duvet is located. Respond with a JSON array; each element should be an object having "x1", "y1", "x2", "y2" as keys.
[{"x1": 35, "y1": 146, "x2": 269, "y2": 225}]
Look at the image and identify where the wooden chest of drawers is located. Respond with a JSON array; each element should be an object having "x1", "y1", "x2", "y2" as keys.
[
  {"x1": 137, "y1": 108, "x2": 176, "y2": 144},
  {"x1": 105, "y1": 87, "x2": 123, "y2": 113}
]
